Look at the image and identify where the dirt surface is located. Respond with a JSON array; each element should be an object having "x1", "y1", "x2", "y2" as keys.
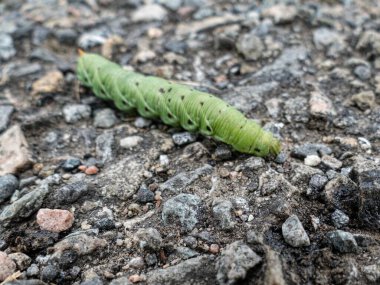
[{"x1": 0, "y1": 0, "x2": 380, "y2": 284}]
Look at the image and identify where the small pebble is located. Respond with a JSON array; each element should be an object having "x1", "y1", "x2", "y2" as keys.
[
  {"x1": 0, "y1": 251, "x2": 16, "y2": 282},
  {"x1": 61, "y1": 158, "x2": 81, "y2": 171},
  {"x1": 321, "y1": 155, "x2": 342, "y2": 170},
  {"x1": 78, "y1": 165, "x2": 87, "y2": 172},
  {"x1": 209, "y1": 244, "x2": 220, "y2": 254},
  {"x1": 85, "y1": 166, "x2": 99, "y2": 175},
  {"x1": 282, "y1": 215, "x2": 310, "y2": 247},
  {"x1": 120, "y1": 136, "x2": 144, "y2": 149},
  {"x1": 36, "y1": 208, "x2": 74, "y2": 233},
  {"x1": 129, "y1": 274, "x2": 143, "y2": 283},
  {"x1": 331, "y1": 209, "x2": 350, "y2": 228},
  {"x1": 304, "y1": 155, "x2": 321, "y2": 166},
  {"x1": 172, "y1": 132, "x2": 197, "y2": 146}
]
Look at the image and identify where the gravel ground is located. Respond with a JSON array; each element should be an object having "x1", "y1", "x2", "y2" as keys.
[{"x1": 0, "y1": 0, "x2": 380, "y2": 284}]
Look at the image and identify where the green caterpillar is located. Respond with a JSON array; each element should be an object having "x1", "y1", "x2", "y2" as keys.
[{"x1": 76, "y1": 52, "x2": 281, "y2": 157}]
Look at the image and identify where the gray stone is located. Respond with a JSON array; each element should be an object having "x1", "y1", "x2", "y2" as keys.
[
  {"x1": 324, "y1": 176, "x2": 359, "y2": 216},
  {"x1": 41, "y1": 265, "x2": 59, "y2": 282},
  {"x1": 61, "y1": 158, "x2": 81, "y2": 171},
  {"x1": 0, "y1": 105, "x2": 14, "y2": 133},
  {"x1": 56, "y1": 181, "x2": 89, "y2": 204},
  {"x1": 236, "y1": 33, "x2": 264, "y2": 60},
  {"x1": 135, "y1": 228, "x2": 162, "y2": 251},
  {"x1": 321, "y1": 155, "x2": 342, "y2": 170},
  {"x1": 93, "y1": 108, "x2": 117, "y2": 128},
  {"x1": 162, "y1": 194, "x2": 202, "y2": 232},
  {"x1": 354, "y1": 65, "x2": 371, "y2": 81},
  {"x1": 331, "y1": 209, "x2": 350, "y2": 228},
  {"x1": 236, "y1": 157, "x2": 265, "y2": 172},
  {"x1": 0, "y1": 33, "x2": 16, "y2": 60},
  {"x1": 8, "y1": 252, "x2": 31, "y2": 271},
  {"x1": 221, "y1": 82, "x2": 278, "y2": 113},
  {"x1": 136, "y1": 185, "x2": 155, "y2": 203},
  {"x1": 0, "y1": 182, "x2": 49, "y2": 227},
  {"x1": 291, "y1": 143, "x2": 332, "y2": 159},
  {"x1": 253, "y1": 47, "x2": 308, "y2": 83},
  {"x1": 216, "y1": 241, "x2": 261, "y2": 285},
  {"x1": 212, "y1": 200, "x2": 235, "y2": 230},
  {"x1": 109, "y1": 276, "x2": 132, "y2": 285},
  {"x1": 362, "y1": 262, "x2": 380, "y2": 283},
  {"x1": 160, "y1": 164, "x2": 213, "y2": 192},
  {"x1": 51, "y1": 232, "x2": 107, "y2": 259},
  {"x1": 284, "y1": 97, "x2": 309, "y2": 123},
  {"x1": 62, "y1": 104, "x2": 91, "y2": 124},
  {"x1": 175, "y1": 246, "x2": 199, "y2": 259},
  {"x1": 78, "y1": 32, "x2": 107, "y2": 49},
  {"x1": 96, "y1": 132, "x2": 116, "y2": 163},
  {"x1": 213, "y1": 145, "x2": 232, "y2": 160},
  {"x1": 53, "y1": 28, "x2": 78, "y2": 45},
  {"x1": 132, "y1": 4, "x2": 168, "y2": 22},
  {"x1": 134, "y1": 117, "x2": 152, "y2": 128},
  {"x1": 10, "y1": 63, "x2": 42, "y2": 78},
  {"x1": 183, "y1": 236, "x2": 197, "y2": 249},
  {"x1": 172, "y1": 132, "x2": 197, "y2": 146},
  {"x1": 308, "y1": 174, "x2": 328, "y2": 193},
  {"x1": 128, "y1": 257, "x2": 145, "y2": 269},
  {"x1": 282, "y1": 215, "x2": 310, "y2": 247},
  {"x1": 313, "y1": 28, "x2": 344, "y2": 49},
  {"x1": 156, "y1": 0, "x2": 182, "y2": 10},
  {"x1": 352, "y1": 157, "x2": 380, "y2": 230},
  {"x1": 145, "y1": 253, "x2": 158, "y2": 267},
  {"x1": 326, "y1": 230, "x2": 358, "y2": 253},
  {"x1": 0, "y1": 174, "x2": 19, "y2": 203},
  {"x1": 26, "y1": 264, "x2": 39, "y2": 277},
  {"x1": 146, "y1": 255, "x2": 216, "y2": 285}
]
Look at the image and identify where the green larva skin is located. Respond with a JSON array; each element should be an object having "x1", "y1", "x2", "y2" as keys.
[{"x1": 77, "y1": 53, "x2": 281, "y2": 157}]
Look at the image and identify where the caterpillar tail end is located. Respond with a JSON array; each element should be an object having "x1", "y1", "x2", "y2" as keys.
[{"x1": 78, "y1": 49, "x2": 86, "y2": 57}]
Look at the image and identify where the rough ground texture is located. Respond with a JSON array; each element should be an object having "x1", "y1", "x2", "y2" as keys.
[{"x1": 0, "y1": 0, "x2": 380, "y2": 284}]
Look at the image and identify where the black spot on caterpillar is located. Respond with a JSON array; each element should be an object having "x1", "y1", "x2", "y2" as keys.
[{"x1": 76, "y1": 52, "x2": 281, "y2": 157}]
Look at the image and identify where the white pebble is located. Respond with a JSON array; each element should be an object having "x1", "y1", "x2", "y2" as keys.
[{"x1": 304, "y1": 155, "x2": 321, "y2": 166}]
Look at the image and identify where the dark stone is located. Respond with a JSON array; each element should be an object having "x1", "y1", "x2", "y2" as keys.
[
  {"x1": 145, "y1": 253, "x2": 158, "y2": 266},
  {"x1": 164, "y1": 40, "x2": 187, "y2": 54},
  {"x1": 53, "y1": 29, "x2": 78, "y2": 45},
  {"x1": 309, "y1": 174, "x2": 328, "y2": 192},
  {"x1": 61, "y1": 158, "x2": 81, "y2": 171},
  {"x1": 0, "y1": 174, "x2": 19, "y2": 203},
  {"x1": 213, "y1": 145, "x2": 232, "y2": 161},
  {"x1": 352, "y1": 158, "x2": 380, "y2": 229},
  {"x1": 324, "y1": 176, "x2": 359, "y2": 216},
  {"x1": 326, "y1": 230, "x2": 358, "y2": 253},
  {"x1": 94, "y1": 218, "x2": 115, "y2": 231},
  {"x1": 136, "y1": 185, "x2": 155, "y2": 203},
  {"x1": 56, "y1": 181, "x2": 89, "y2": 204},
  {"x1": 41, "y1": 265, "x2": 59, "y2": 282}
]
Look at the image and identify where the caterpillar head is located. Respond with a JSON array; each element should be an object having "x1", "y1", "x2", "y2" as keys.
[{"x1": 247, "y1": 131, "x2": 281, "y2": 157}]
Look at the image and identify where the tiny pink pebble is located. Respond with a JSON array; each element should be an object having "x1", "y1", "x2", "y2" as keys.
[
  {"x1": 78, "y1": 165, "x2": 87, "y2": 172},
  {"x1": 85, "y1": 166, "x2": 99, "y2": 175},
  {"x1": 209, "y1": 244, "x2": 220, "y2": 254}
]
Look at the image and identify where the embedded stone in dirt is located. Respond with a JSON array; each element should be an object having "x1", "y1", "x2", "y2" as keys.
[
  {"x1": 0, "y1": 125, "x2": 32, "y2": 175},
  {"x1": 0, "y1": 251, "x2": 16, "y2": 282},
  {"x1": 37, "y1": 208, "x2": 74, "y2": 233},
  {"x1": 31, "y1": 70, "x2": 64, "y2": 95}
]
